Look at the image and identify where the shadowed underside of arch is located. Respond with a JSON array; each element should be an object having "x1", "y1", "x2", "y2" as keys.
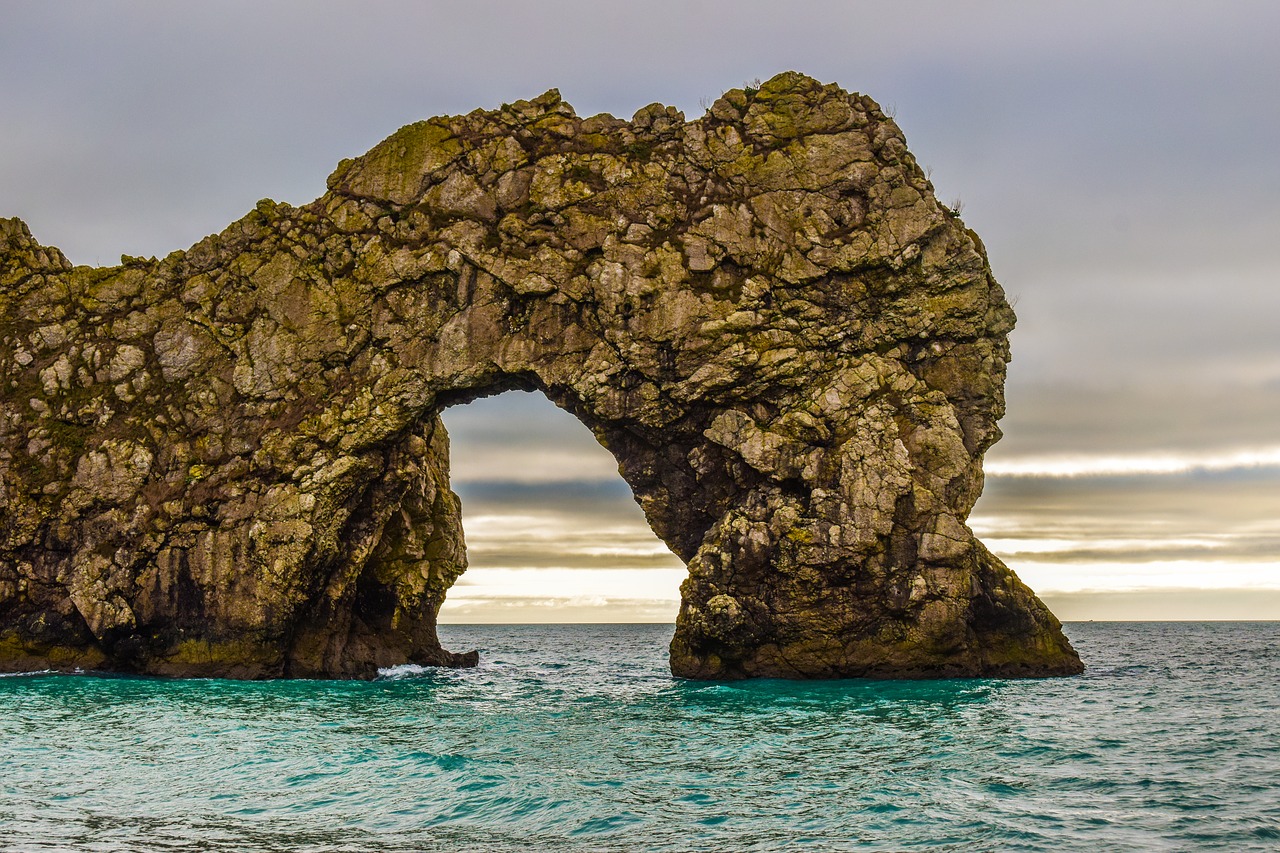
[{"x1": 0, "y1": 72, "x2": 1082, "y2": 679}]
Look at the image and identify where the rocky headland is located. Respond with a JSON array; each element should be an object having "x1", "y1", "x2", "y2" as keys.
[{"x1": 0, "y1": 72, "x2": 1082, "y2": 679}]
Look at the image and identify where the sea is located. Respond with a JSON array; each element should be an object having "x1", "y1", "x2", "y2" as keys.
[{"x1": 1, "y1": 622, "x2": 1277, "y2": 852}]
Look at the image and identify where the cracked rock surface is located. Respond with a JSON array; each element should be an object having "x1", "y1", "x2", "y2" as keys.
[{"x1": 0, "y1": 72, "x2": 1082, "y2": 679}]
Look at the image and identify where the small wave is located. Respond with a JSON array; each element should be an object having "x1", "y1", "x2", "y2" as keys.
[{"x1": 0, "y1": 669, "x2": 57, "y2": 678}]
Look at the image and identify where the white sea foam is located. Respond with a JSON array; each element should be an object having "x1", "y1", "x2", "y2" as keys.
[
  {"x1": 375, "y1": 664, "x2": 435, "y2": 680},
  {"x1": 0, "y1": 669, "x2": 56, "y2": 678}
]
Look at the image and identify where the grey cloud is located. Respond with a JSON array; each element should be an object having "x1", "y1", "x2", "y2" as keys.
[
  {"x1": 975, "y1": 467, "x2": 1280, "y2": 526},
  {"x1": 439, "y1": 597, "x2": 678, "y2": 624},
  {"x1": 441, "y1": 392, "x2": 623, "y2": 483},
  {"x1": 992, "y1": 382, "x2": 1280, "y2": 457},
  {"x1": 442, "y1": 391, "x2": 605, "y2": 457},
  {"x1": 7, "y1": 1, "x2": 1279, "y2": 267},
  {"x1": 453, "y1": 495, "x2": 681, "y2": 570},
  {"x1": 464, "y1": 549, "x2": 682, "y2": 571},
  {"x1": 456, "y1": 478, "x2": 635, "y2": 507}
]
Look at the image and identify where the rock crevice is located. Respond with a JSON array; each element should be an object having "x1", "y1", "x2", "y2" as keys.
[{"x1": 0, "y1": 72, "x2": 1082, "y2": 678}]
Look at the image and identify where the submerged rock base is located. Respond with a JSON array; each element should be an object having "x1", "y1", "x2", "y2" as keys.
[{"x1": 0, "y1": 73, "x2": 1081, "y2": 679}]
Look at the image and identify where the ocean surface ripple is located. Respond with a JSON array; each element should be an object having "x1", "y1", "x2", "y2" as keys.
[{"x1": 2, "y1": 622, "x2": 1278, "y2": 851}]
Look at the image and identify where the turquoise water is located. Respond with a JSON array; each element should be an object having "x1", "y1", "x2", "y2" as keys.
[{"x1": 2, "y1": 623, "x2": 1278, "y2": 851}]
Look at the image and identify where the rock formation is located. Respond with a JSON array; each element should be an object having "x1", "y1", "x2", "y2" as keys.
[{"x1": 0, "y1": 72, "x2": 1082, "y2": 679}]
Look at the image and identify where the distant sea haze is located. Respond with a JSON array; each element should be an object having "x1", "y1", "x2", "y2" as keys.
[{"x1": 3, "y1": 622, "x2": 1278, "y2": 851}]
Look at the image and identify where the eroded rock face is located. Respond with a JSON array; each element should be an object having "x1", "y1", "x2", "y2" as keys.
[{"x1": 0, "y1": 72, "x2": 1082, "y2": 679}]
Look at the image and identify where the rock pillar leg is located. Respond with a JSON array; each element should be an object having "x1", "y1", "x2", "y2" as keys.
[{"x1": 668, "y1": 451, "x2": 1082, "y2": 680}]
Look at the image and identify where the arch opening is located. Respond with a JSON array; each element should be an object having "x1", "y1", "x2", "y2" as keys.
[{"x1": 436, "y1": 390, "x2": 685, "y2": 625}]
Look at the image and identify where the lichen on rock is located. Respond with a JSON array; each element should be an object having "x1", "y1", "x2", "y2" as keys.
[{"x1": 0, "y1": 72, "x2": 1082, "y2": 679}]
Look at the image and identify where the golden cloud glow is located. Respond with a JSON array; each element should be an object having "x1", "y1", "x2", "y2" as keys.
[
  {"x1": 984, "y1": 446, "x2": 1280, "y2": 478},
  {"x1": 438, "y1": 568, "x2": 684, "y2": 623}
]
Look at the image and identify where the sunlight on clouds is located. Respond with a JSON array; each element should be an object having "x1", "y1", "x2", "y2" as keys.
[
  {"x1": 981, "y1": 536, "x2": 1226, "y2": 555},
  {"x1": 971, "y1": 463, "x2": 1280, "y2": 611},
  {"x1": 449, "y1": 567, "x2": 686, "y2": 597},
  {"x1": 438, "y1": 568, "x2": 684, "y2": 623},
  {"x1": 449, "y1": 448, "x2": 621, "y2": 483},
  {"x1": 462, "y1": 514, "x2": 673, "y2": 556},
  {"x1": 1041, "y1": 589, "x2": 1280, "y2": 621},
  {"x1": 985, "y1": 446, "x2": 1280, "y2": 478},
  {"x1": 1010, "y1": 560, "x2": 1279, "y2": 594},
  {"x1": 460, "y1": 512, "x2": 683, "y2": 570}
]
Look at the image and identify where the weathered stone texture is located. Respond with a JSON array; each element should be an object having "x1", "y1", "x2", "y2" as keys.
[{"x1": 0, "y1": 73, "x2": 1081, "y2": 678}]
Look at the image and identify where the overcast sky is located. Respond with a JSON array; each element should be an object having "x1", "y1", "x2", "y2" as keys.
[{"x1": 3, "y1": 1, "x2": 1277, "y2": 620}]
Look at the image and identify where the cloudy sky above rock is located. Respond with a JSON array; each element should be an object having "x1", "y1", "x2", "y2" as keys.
[{"x1": 4, "y1": 1, "x2": 1277, "y2": 620}]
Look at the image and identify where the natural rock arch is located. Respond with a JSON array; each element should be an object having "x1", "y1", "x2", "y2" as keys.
[{"x1": 0, "y1": 73, "x2": 1082, "y2": 679}]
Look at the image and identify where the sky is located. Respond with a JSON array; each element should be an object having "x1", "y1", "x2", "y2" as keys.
[{"x1": 3, "y1": 1, "x2": 1278, "y2": 621}]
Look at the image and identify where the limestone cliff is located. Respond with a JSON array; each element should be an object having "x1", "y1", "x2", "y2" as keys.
[{"x1": 0, "y1": 72, "x2": 1082, "y2": 679}]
